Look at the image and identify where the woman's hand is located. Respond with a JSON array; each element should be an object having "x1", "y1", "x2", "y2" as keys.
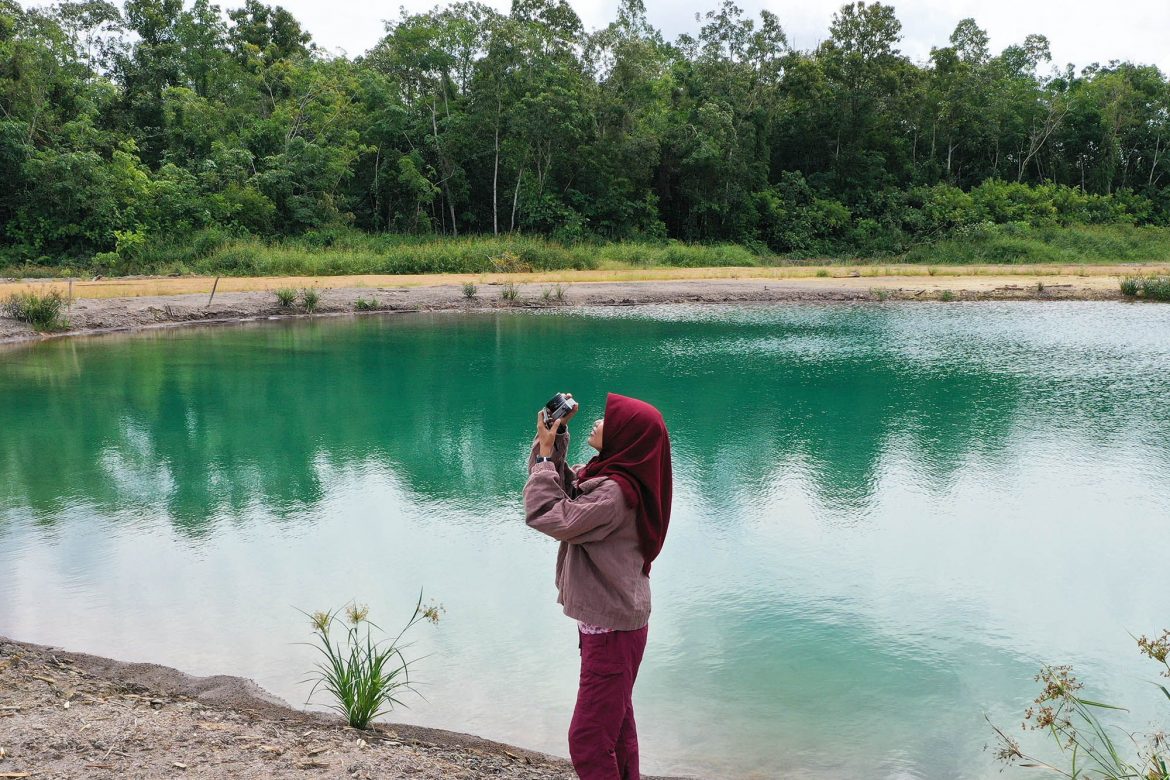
[{"x1": 536, "y1": 410, "x2": 559, "y2": 457}]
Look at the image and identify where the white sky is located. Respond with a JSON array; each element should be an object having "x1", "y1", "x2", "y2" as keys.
[{"x1": 269, "y1": 0, "x2": 1170, "y2": 73}]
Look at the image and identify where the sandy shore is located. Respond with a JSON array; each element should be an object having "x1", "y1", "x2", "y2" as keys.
[
  {"x1": 0, "y1": 638, "x2": 686, "y2": 779},
  {"x1": 0, "y1": 270, "x2": 1154, "y2": 344}
]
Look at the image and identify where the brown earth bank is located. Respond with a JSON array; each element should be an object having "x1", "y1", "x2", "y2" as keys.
[
  {"x1": 0, "y1": 638, "x2": 689, "y2": 780},
  {"x1": 0, "y1": 272, "x2": 1153, "y2": 345}
]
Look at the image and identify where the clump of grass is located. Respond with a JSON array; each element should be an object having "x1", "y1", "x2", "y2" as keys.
[
  {"x1": 541, "y1": 287, "x2": 554, "y2": 302},
  {"x1": 1122, "y1": 275, "x2": 1170, "y2": 301},
  {"x1": 301, "y1": 594, "x2": 443, "y2": 730},
  {"x1": 355, "y1": 297, "x2": 377, "y2": 311},
  {"x1": 553, "y1": 283, "x2": 567, "y2": 302},
  {"x1": 2, "y1": 290, "x2": 69, "y2": 331},
  {"x1": 461, "y1": 282, "x2": 477, "y2": 299},
  {"x1": 990, "y1": 629, "x2": 1169, "y2": 780},
  {"x1": 870, "y1": 287, "x2": 890, "y2": 302},
  {"x1": 815, "y1": 269, "x2": 830, "y2": 278},
  {"x1": 939, "y1": 289, "x2": 956, "y2": 302},
  {"x1": 927, "y1": 267, "x2": 938, "y2": 276},
  {"x1": 275, "y1": 287, "x2": 297, "y2": 307},
  {"x1": 300, "y1": 288, "x2": 320, "y2": 313},
  {"x1": 500, "y1": 281, "x2": 519, "y2": 302}
]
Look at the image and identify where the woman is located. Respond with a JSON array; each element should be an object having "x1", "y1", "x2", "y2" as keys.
[{"x1": 524, "y1": 392, "x2": 672, "y2": 780}]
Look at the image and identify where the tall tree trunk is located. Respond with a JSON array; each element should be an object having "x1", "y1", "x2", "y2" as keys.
[
  {"x1": 511, "y1": 164, "x2": 524, "y2": 232},
  {"x1": 493, "y1": 97, "x2": 500, "y2": 236},
  {"x1": 431, "y1": 101, "x2": 458, "y2": 237}
]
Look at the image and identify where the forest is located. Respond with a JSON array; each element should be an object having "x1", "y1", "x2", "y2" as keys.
[{"x1": 2, "y1": 0, "x2": 1169, "y2": 273}]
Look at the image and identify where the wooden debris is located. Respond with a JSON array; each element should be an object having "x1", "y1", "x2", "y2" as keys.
[{"x1": 172, "y1": 762, "x2": 187, "y2": 770}]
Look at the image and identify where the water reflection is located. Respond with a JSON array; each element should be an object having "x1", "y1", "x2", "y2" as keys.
[{"x1": 5, "y1": 304, "x2": 1142, "y2": 530}]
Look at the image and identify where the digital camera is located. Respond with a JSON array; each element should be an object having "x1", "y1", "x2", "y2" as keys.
[{"x1": 543, "y1": 393, "x2": 578, "y2": 429}]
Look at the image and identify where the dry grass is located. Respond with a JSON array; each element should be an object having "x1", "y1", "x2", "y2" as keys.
[{"x1": 3, "y1": 264, "x2": 1167, "y2": 301}]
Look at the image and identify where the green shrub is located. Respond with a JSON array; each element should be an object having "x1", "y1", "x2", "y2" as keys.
[
  {"x1": 554, "y1": 283, "x2": 567, "y2": 302},
  {"x1": 302, "y1": 596, "x2": 442, "y2": 730},
  {"x1": 462, "y1": 282, "x2": 477, "y2": 299},
  {"x1": 939, "y1": 289, "x2": 955, "y2": 302},
  {"x1": 2, "y1": 290, "x2": 69, "y2": 331},
  {"x1": 275, "y1": 288, "x2": 297, "y2": 307},
  {"x1": 1120, "y1": 277, "x2": 1140, "y2": 296},
  {"x1": 300, "y1": 287, "x2": 320, "y2": 313},
  {"x1": 500, "y1": 281, "x2": 519, "y2": 302},
  {"x1": 355, "y1": 297, "x2": 377, "y2": 311}
]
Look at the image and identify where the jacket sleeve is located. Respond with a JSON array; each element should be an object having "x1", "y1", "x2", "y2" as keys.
[
  {"x1": 524, "y1": 464, "x2": 622, "y2": 544},
  {"x1": 528, "y1": 428, "x2": 575, "y2": 489}
]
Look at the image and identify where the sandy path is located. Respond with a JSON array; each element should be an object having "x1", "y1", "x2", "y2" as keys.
[
  {"x1": 0, "y1": 272, "x2": 1158, "y2": 345},
  {"x1": 0, "y1": 263, "x2": 1163, "y2": 301}
]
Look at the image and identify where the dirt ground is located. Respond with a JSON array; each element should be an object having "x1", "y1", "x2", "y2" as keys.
[
  {"x1": 0, "y1": 270, "x2": 1154, "y2": 344},
  {"x1": 0, "y1": 638, "x2": 686, "y2": 780}
]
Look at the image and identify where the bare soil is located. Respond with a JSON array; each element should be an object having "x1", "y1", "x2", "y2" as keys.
[
  {"x1": 0, "y1": 638, "x2": 685, "y2": 780},
  {"x1": 0, "y1": 274, "x2": 1142, "y2": 345}
]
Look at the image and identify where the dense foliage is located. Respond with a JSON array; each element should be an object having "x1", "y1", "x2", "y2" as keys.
[{"x1": 2, "y1": 0, "x2": 1169, "y2": 271}]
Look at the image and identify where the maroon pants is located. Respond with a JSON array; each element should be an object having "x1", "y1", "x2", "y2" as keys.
[{"x1": 569, "y1": 625, "x2": 648, "y2": 780}]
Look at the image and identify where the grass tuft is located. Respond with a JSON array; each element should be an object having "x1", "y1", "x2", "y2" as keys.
[
  {"x1": 300, "y1": 288, "x2": 320, "y2": 313},
  {"x1": 500, "y1": 281, "x2": 519, "y2": 303},
  {"x1": 1121, "y1": 275, "x2": 1170, "y2": 301},
  {"x1": 3, "y1": 290, "x2": 69, "y2": 331},
  {"x1": 461, "y1": 282, "x2": 477, "y2": 299},
  {"x1": 355, "y1": 297, "x2": 377, "y2": 311},
  {"x1": 300, "y1": 594, "x2": 442, "y2": 730},
  {"x1": 275, "y1": 287, "x2": 297, "y2": 307}
]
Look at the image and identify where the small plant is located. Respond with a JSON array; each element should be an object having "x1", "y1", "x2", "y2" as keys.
[
  {"x1": 300, "y1": 287, "x2": 320, "y2": 313},
  {"x1": 462, "y1": 282, "x2": 478, "y2": 299},
  {"x1": 870, "y1": 287, "x2": 890, "y2": 302},
  {"x1": 939, "y1": 289, "x2": 956, "y2": 302},
  {"x1": 1120, "y1": 275, "x2": 1170, "y2": 301},
  {"x1": 500, "y1": 281, "x2": 519, "y2": 302},
  {"x1": 1146, "y1": 276, "x2": 1170, "y2": 301},
  {"x1": 1036, "y1": 281, "x2": 1045, "y2": 294},
  {"x1": 355, "y1": 297, "x2": 377, "y2": 311},
  {"x1": 553, "y1": 283, "x2": 567, "y2": 302},
  {"x1": 815, "y1": 269, "x2": 830, "y2": 278},
  {"x1": 301, "y1": 594, "x2": 443, "y2": 730},
  {"x1": 541, "y1": 287, "x2": 554, "y2": 302},
  {"x1": 990, "y1": 629, "x2": 1169, "y2": 780},
  {"x1": 3, "y1": 290, "x2": 69, "y2": 331},
  {"x1": 927, "y1": 267, "x2": 938, "y2": 276},
  {"x1": 275, "y1": 288, "x2": 297, "y2": 307}
]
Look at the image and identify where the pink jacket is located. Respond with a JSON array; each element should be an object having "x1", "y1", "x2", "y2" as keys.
[{"x1": 524, "y1": 431, "x2": 651, "y2": 631}]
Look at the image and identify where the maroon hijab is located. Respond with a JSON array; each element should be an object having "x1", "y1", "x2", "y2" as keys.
[{"x1": 577, "y1": 393, "x2": 672, "y2": 575}]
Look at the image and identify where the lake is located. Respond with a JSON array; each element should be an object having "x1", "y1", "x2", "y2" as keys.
[{"x1": 2, "y1": 302, "x2": 1169, "y2": 778}]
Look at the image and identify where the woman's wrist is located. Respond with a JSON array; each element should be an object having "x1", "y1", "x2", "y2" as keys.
[{"x1": 538, "y1": 447, "x2": 553, "y2": 458}]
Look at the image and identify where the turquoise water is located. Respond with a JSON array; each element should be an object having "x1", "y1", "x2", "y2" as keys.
[{"x1": 2, "y1": 303, "x2": 1169, "y2": 778}]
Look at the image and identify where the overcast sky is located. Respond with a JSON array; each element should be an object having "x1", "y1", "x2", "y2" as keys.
[{"x1": 246, "y1": 0, "x2": 1168, "y2": 73}]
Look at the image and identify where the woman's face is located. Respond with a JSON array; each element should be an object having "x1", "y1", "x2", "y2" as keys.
[{"x1": 586, "y1": 418, "x2": 604, "y2": 451}]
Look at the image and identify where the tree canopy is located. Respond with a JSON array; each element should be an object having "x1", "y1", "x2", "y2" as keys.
[{"x1": 2, "y1": 0, "x2": 1168, "y2": 266}]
